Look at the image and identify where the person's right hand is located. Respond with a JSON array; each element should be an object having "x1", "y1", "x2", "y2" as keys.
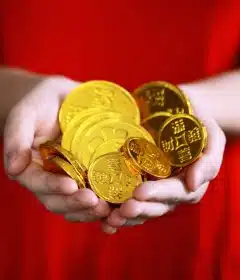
[{"x1": 4, "y1": 75, "x2": 111, "y2": 222}]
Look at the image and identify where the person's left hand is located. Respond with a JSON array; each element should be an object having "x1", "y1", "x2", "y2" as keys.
[{"x1": 101, "y1": 90, "x2": 226, "y2": 234}]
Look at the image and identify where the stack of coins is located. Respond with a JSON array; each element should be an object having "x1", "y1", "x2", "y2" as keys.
[
  {"x1": 39, "y1": 141, "x2": 87, "y2": 188},
  {"x1": 39, "y1": 80, "x2": 207, "y2": 204},
  {"x1": 133, "y1": 81, "x2": 207, "y2": 170}
]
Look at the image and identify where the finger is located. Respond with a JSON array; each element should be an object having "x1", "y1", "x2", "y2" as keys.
[
  {"x1": 103, "y1": 208, "x2": 146, "y2": 228},
  {"x1": 119, "y1": 199, "x2": 175, "y2": 218},
  {"x1": 38, "y1": 189, "x2": 99, "y2": 214},
  {"x1": 101, "y1": 224, "x2": 118, "y2": 235},
  {"x1": 105, "y1": 208, "x2": 127, "y2": 227},
  {"x1": 91, "y1": 199, "x2": 111, "y2": 217},
  {"x1": 4, "y1": 105, "x2": 35, "y2": 176},
  {"x1": 65, "y1": 200, "x2": 110, "y2": 222},
  {"x1": 134, "y1": 179, "x2": 209, "y2": 204},
  {"x1": 185, "y1": 118, "x2": 226, "y2": 191},
  {"x1": 16, "y1": 162, "x2": 80, "y2": 194}
]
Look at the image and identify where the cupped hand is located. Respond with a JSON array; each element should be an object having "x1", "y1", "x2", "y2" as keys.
[
  {"x1": 102, "y1": 87, "x2": 226, "y2": 234},
  {"x1": 4, "y1": 75, "x2": 110, "y2": 221}
]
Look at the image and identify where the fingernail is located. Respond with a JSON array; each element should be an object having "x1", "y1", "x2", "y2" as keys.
[{"x1": 104, "y1": 225, "x2": 117, "y2": 234}]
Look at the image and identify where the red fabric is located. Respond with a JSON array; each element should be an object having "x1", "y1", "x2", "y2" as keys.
[{"x1": 1, "y1": 1, "x2": 240, "y2": 279}]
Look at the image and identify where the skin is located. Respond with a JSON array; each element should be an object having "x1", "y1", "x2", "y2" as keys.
[{"x1": 2, "y1": 67, "x2": 239, "y2": 234}]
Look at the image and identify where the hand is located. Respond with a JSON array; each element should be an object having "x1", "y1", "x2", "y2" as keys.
[
  {"x1": 102, "y1": 87, "x2": 226, "y2": 234},
  {"x1": 4, "y1": 75, "x2": 110, "y2": 221}
]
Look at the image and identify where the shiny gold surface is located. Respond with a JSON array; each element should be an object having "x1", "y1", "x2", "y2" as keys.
[
  {"x1": 61, "y1": 108, "x2": 106, "y2": 150},
  {"x1": 74, "y1": 118, "x2": 155, "y2": 168},
  {"x1": 141, "y1": 111, "x2": 172, "y2": 143},
  {"x1": 51, "y1": 156, "x2": 86, "y2": 188},
  {"x1": 59, "y1": 80, "x2": 140, "y2": 132},
  {"x1": 122, "y1": 138, "x2": 171, "y2": 178},
  {"x1": 39, "y1": 141, "x2": 87, "y2": 177},
  {"x1": 159, "y1": 114, "x2": 206, "y2": 167},
  {"x1": 88, "y1": 152, "x2": 142, "y2": 204},
  {"x1": 133, "y1": 81, "x2": 192, "y2": 119}
]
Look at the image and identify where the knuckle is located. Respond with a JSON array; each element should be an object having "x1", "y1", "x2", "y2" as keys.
[{"x1": 45, "y1": 174, "x2": 61, "y2": 193}]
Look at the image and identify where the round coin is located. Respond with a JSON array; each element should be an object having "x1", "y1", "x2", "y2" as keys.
[
  {"x1": 39, "y1": 141, "x2": 87, "y2": 177},
  {"x1": 51, "y1": 156, "x2": 86, "y2": 188},
  {"x1": 133, "y1": 81, "x2": 192, "y2": 119},
  {"x1": 70, "y1": 112, "x2": 125, "y2": 160},
  {"x1": 141, "y1": 112, "x2": 172, "y2": 143},
  {"x1": 159, "y1": 114, "x2": 207, "y2": 167},
  {"x1": 122, "y1": 138, "x2": 171, "y2": 178},
  {"x1": 59, "y1": 80, "x2": 140, "y2": 132},
  {"x1": 73, "y1": 119, "x2": 155, "y2": 168},
  {"x1": 90, "y1": 138, "x2": 125, "y2": 165},
  {"x1": 61, "y1": 108, "x2": 106, "y2": 150},
  {"x1": 88, "y1": 152, "x2": 142, "y2": 204}
]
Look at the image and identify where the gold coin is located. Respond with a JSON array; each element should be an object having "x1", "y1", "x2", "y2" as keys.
[
  {"x1": 74, "y1": 118, "x2": 155, "y2": 168},
  {"x1": 159, "y1": 114, "x2": 207, "y2": 167},
  {"x1": 122, "y1": 138, "x2": 171, "y2": 178},
  {"x1": 61, "y1": 108, "x2": 106, "y2": 150},
  {"x1": 141, "y1": 112, "x2": 172, "y2": 143},
  {"x1": 90, "y1": 138, "x2": 125, "y2": 165},
  {"x1": 39, "y1": 142, "x2": 64, "y2": 173},
  {"x1": 51, "y1": 156, "x2": 86, "y2": 188},
  {"x1": 70, "y1": 112, "x2": 125, "y2": 159},
  {"x1": 59, "y1": 80, "x2": 140, "y2": 132},
  {"x1": 132, "y1": 81, "x2": 192, "y2": 119},
  {"x1": 88, "y1": 152, "x2": 142, "y2": 204},
  {"x1": 39, "y1": 141, "x2": 87, "y2": 177}
]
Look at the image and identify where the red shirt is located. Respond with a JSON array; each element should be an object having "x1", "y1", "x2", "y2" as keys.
[{"x1": 1, "y1": 1, "x2": 240, "y2": 279}]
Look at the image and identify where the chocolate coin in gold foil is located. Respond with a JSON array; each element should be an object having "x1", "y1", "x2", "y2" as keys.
[
  {"x1": 70, "y1": 112, "x2": 125, "y2": 160},
  {"x1": 39, "y1": 141, "x2": 87, "y2": 177},
  {"x1": 88, "y1": 152, "x2": 142, "y2": 204},
  {"x1": 141, "y1": 112, "x2": 172, "y2": 143},
  {"x1": 90, "y1": 138, "x2": 125, "y2": 165},
  {"x1": 159, "y1": 114, "x2": 206, "y2": 167},
  {"x1": 61, "y1": 108, "x2": 106, "y2": 150},
  {"x1": 74, "y1": 119, "x2": 154, "y2": 168},
  {"x1": 59, "y1": 80, "x2": 140, "y2": 132},
  {"x1": 51, "y1": 156, "x2": 86, "y2": 188},
  {"x1": 122, "y1": 137, "x2": 171, "y2": 178},
  {"x1": 133, "y1": 81, "x2": 192, "y2": 119}
]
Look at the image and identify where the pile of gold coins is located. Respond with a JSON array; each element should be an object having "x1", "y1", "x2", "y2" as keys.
[{"x1": 39, "y1": 81, "x2": 207, "y2": 204}]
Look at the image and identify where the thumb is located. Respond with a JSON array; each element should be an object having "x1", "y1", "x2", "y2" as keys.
[{"x1": 4, "y1": 106, "x2": 35, "y2": 176}]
